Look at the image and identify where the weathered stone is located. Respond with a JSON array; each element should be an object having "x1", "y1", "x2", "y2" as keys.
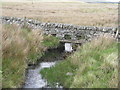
[{"x1": 1, "y1": 16, "x2": 117, "y2": 42}]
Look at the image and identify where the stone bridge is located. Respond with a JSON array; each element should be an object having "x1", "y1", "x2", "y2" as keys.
[{"x1": 1, "y1": 16, "x2": 118, "y2": 52}]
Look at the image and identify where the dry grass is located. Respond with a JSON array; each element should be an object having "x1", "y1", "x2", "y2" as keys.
[
  {"x1": 2, "y1": 24, "x2": 44, "y2": 88},
  {"x1": 2, "y1": 24, "x2": 44, "y2": 62},
  {"x1": 2, "y1": 0, "x2": 84, "y2": 2},
  {"x1": 70, "y1": 34, "x2": 118, "y2": 88},
  {"x1": 0, "y1": 24, "x2": 2, "y2": 89},
  {"x1": 2, "y1": 24, "x2": 60, "y2": 88},
  {"x1": 71, "y1": 34, "x2": 117, "y2": 68},
  {"x1": 2, "y1": 2, "x2": 117, "y2": 27},
  {"x1": 40, "y1": 34, "x2": 118, "y2": 88}
]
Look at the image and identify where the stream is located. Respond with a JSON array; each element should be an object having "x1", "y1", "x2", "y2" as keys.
[
  {"x1": 23, "y1": 43, "x2": 71, "y2": 88},
  {"x1": 23, "y1": 62, "x2": 56, "y2": 88}
]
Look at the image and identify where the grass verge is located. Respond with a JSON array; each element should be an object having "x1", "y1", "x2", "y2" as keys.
[
  {"x1": 2, "y1": 24, "x2": 60, "y2": 88},
  {"x1": 40, "y1": 34, "x2": 118, "y2": 88}
]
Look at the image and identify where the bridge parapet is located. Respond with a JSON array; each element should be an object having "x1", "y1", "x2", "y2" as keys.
[{"x1": 1, "y1": 16, "x2": 118, "y2": 42}]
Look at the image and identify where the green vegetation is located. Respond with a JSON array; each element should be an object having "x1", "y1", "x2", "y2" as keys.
[
  {"x1": 42, "y1": 35, "x2": 59, "y2": 48},
  {"x1": 2, "y1": 24, "x2": 59, "y2": 88},
  {"x1": 40, "y1": 34, "x2": 118, "y2": 88},
  {"x1": 40, "y1": 60, "x2": 77, "y2": 87}
]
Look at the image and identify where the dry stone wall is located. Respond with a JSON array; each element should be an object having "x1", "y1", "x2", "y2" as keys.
[{"x1": 1, "y1": 16, "x2": 118, "y2": 41}]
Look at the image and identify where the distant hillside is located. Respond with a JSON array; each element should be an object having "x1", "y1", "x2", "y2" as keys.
[
  {"x1": 2, "y1": 0, "x2": 119, "y2": 3},
  {"x1": 78, "y1": 0, "x2": 119, "y2": 2},
  {"x1": 2, "y1": 0, "x2": 85, "y2": 2}
]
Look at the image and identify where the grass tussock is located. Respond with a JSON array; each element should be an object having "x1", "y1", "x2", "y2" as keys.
[
  {"x1": 2, "y1": 24, "x2": 44, "y2": 88},
  {"x1": 70, "y1": 34, "x2": 118, "y2": 88},
  {"x1": 40, "y1": 34, "x2": 118, "y2": 88},
  {"x1": 2, "y1": 24, "x2": 60, "y2": 88}
]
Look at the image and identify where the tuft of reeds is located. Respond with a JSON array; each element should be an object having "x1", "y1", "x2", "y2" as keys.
[
  {"x1": 2, "y1": 24, "x2": 44, "y2": 88},
  {"x1": 2, "y1": 24, "x2": 60, "y2": 88},
  {"x1": 40, "y1": 34, "x2": 118, "y2": 88},
  {"x1": 70, "y1": 34, "x2": 118, "y2": 88}
]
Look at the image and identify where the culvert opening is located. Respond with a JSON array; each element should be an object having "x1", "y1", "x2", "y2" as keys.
[
  {"x1": 51, "y1": 34, "x2": 56, "y2": 37},
  {"x1": 64, "y1": 34, "x2": 71, "y2": 40},
  {"x1": 27, "y1": 42, "x2": 67, "y2": 68},
  {"x1": 76, "y1": 35, "x2": 85, "y2": 40},
  {"x1": 40, "y1": 42, "x2": 65, "y2": 62}
]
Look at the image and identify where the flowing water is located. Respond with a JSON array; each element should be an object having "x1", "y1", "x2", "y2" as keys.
[
  {"x1": 23, "y1": 62, "x2": 56, "y2": 88},
  {"x1": 23, "y1": 44, "x2": 72, "y2": 88}
]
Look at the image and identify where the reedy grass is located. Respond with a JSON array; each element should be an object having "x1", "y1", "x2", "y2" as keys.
[
  {"x1": 2, "y1": 24, "x2": 60, "y2": 88},
  {"x1": 70, "y1": 34, "x2": 118, "y2": 88},
  {"x1": 2, "y1": 24, "x2": 44, "y2": 88},
  {"x1": 2, "y1": 2, "x2": 117, "y2": 27},
  {"x1": 40, "y1": 34, "x2": 118, "y2": 88}
]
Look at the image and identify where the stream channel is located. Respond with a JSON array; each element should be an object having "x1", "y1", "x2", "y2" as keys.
[{"x1": 23, "y1": 43, "x2": 72, "y2": 88}]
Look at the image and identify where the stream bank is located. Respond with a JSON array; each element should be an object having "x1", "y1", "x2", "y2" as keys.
[{"x1": 23, "y1": 42, "x2": 73, "y2": 88}]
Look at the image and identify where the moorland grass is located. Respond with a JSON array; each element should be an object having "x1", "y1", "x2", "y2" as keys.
[
  {"x1": 2, "y1": 2, "x2": 117, "y2": 27},
  {"x1": 2, "y1": 24, "x2": 60, "y2": 88},
  {"x1": 40, "y1": 34, "x2": 118, "y2": 88}
]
